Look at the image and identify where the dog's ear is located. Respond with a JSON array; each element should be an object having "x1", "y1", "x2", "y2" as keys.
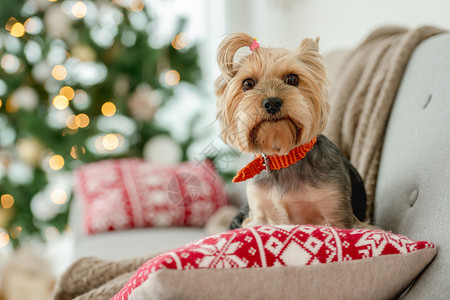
[
  {"x1": 214, "y1": 74, "x2": 227, "y2": 98},
  {"x1": 297, "y1": 37, "x2": 320, "y2": 53},
  {"x1": 296, "y1": 37, "x2": 326, "y2": 78},
  {"x1": 296, "y1": 37, "x2": 329, "y2": 134},
  {"x1": 216, "y1": 32, "x2": 255, "y2": 82},
  {"x1": 296, "y1": 37, "x2": 322, "y2": 67}
]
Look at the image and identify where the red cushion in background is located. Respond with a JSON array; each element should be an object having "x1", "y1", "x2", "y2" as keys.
[
  {"x1": 113, "y1": 225, "x2": 435, "y2": 299},
  {"x1": 74, "y1": 158, "x2": 227, "y2": 234}
]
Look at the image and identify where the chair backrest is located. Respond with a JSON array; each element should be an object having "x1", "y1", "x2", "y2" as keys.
[{"x1": 374, "y1": 33, "x2": 450, "y2": 299}]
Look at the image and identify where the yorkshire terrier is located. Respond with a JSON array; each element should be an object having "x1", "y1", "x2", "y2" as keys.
[{"x1": 214, "y1": 33, "x2": 367, "y2": 229}]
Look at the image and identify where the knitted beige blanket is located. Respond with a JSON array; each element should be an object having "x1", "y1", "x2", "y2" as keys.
[
  {"x1": 53, "y1": 26, "x2": 445, "y2": 300},
  {"x1": 53, "y1": 255, "x2": 154, "y2": 300}
]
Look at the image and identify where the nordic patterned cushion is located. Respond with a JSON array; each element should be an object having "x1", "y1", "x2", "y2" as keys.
[
  {"x1": 113, "y1": 225, "x2": 436, "y2": 300},
  {"x1": 74, "y1": 158, "x2": 227, "y2": 234}
]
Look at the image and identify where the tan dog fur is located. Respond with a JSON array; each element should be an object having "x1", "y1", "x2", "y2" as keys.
[{"x1": 215, "y1": 33, "x2": 365, "y2": 229}]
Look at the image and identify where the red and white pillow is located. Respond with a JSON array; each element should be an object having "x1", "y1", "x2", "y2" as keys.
[
  {"x1": 74, "y1": 158, "x2": 227, "y2": 234},
  {"x1": 113, "y1": 225, "x2": 436, "y2": 300}
]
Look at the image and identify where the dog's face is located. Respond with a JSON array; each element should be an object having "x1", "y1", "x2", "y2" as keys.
[{"x1": 215, "y1": 33, "x2": 329, "y2": 155}]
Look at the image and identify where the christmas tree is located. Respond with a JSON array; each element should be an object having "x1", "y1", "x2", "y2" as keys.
[{"x1": 0, "y1": 0, "x2": 206, "y2": 248}]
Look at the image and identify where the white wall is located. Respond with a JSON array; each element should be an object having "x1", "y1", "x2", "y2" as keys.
[{"x1": 221, "y1": 0, "x2": 450, "y2": 53}]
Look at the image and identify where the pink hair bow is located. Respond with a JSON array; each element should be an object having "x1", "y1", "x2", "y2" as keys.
[{"x1": 250, "y1": 38, "x2": 260, "y2": 52}]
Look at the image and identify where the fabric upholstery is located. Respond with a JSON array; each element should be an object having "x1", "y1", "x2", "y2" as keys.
[
  {"x1": 73, "y1": 226, "x2": 207, "y2": 261},
  {"x1": 374, "y1": 33, "x2": 450, "y2": 299},
  {"x1": 70, "y1": 191, "x2": 207, "y2": 260}
]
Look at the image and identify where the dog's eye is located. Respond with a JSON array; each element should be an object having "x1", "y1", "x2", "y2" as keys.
[
  {"x1": 242, "y1": 79, "x2": 256, "y2": 91},
  {"x1": 284, "y1": 74, "x2": 299, "y2": 87}
]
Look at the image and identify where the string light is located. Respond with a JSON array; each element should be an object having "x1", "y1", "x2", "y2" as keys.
[
  {"x1": 5, "y1": 98, "x2": 19, "y2": 113},
  {"x1": 171, "y1": 33, "x2": 189, "y2": 50},
  {"x1": 53, "y1": 95, "x2": 69, "y2": 110},
  {"x1": 70, "y1": 145, "x2": 86, "y2": 159},
  {"x1": 49, "y1": 154, "x2": 64, "y2": 170},
  {"x1": 0, "y1": 232, "x2": 9, "y2": 248},
  {"x1": 10, "y1": 23, "x2": 25, "y2": 38},
  {"x1": 60, "y1": 86, "x2": 75, "y2": 100},
  {"x1": 1, "y1": 54, "x2": 20, "y2": 73},
  {"x1": 44, "y1": 226, "x2": 59, "y2": 241},
  {"x1": 52, "y1": 65, "x2": 67, "y2": 81},
  {"x1": 5, "y1": 17, "x2": 17, "y2": 31},
  {"x1": 9, "y1": 225, "x2": 22, "y2": 239},
  {"x1": 77, "y1": 113, "x2": 90, "y2": 128},
  {"x1": 102, "y1": 134, "x2": 119, "y2": 150},
  {"x1": 51, "y1": 189, "x2": 67, "y2": 205},
  {"x1": 65, "y1": 115, "x2": 80, "y2": 129},
  {"x1": 101, "y1": 102, "x2": 116, "y2": 117},
  {"x1": 24, "y1": 18, "x2": 38, "y2": 34},
  {"x1": 115, "y1": 133, "x2": 124, "y2": 147},
  {"x1": 1, "y1": 194, "x2": 14, "y2": 209},
  {"x1": 165, "y1": 70, "x2": 181, "y2": 86},
  {"x1": 93, "y1": 134, "x2": 123, "y2": 153},
  {"x1": 72, "y1": 1, "x2": 88, "y2": 18},
  {"x1": 73, "y1": 89, "x2": 89, "y2": 109},
  {"x1": 95, "y1": 136, "x2": 107, "y2": 153},
  {"x1": 129, "y1": 0, "x2": 144, "y2": 12}
]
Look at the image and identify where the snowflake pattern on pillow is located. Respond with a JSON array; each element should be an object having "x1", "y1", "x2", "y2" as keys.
[
  {"x1": 113, "y1": 225, "x2": 435, "y2": 300},
  {"x1": 74, "y1": 158, "x2": 227, "y2": 234}
]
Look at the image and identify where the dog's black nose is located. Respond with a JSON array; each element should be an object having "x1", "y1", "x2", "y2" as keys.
[{"x1": 262, "y1": 97, "x2": 283, "y2": 114}]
